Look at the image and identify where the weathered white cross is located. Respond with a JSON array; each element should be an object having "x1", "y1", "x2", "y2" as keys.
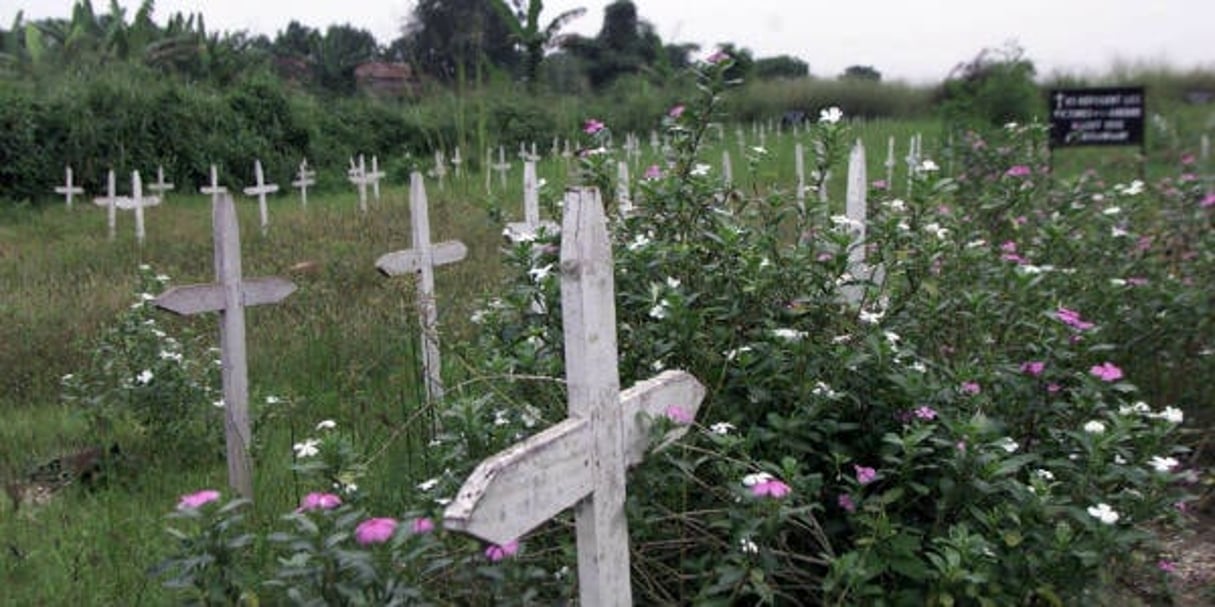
[
  {"x1": 153, "y1": 193, "x2": 297, "y2": 500},
  {"x1": 884, "y1": 136, "x2": 896, "y2": 189},
  {"x1": 841, "y1": 140, "x2": 869, "y2": 305},
  {"x1": 795, "y1": 142, "x2": 806, "y2": 209},
  {"x1": 450, "y1": 147, "x2": 463, "y2": 178},
  {"x1": 721, "y1": 149, "x2": 733, "y2": 186},
  {"x1": 616, "y1": 160, "x2": 633, "y2": 216},
  {"x1": 505, "y1": 159, "x2": 558, "y2": 242},
  {"x1": 492, "y1": 146, "x2": 511, "y2": 188},
  {"x1": 429, "y1": 150, "x2": 448, "y2": 188},
  {"x1": 291, "y1": 159, "x2": 316, "y2": 207},
  {"x1": 242, "y1": 160, "x2": 279, "y2": 235},
  {"x1": 367, "y1": 156, "x2": 385, "y2": 201},
  {"x1": 54, "y1": 165, "x2": 85, "y2": 209},
  {"x1": 444, "y1": 187, "x2": 707, "y2": 607},
  {"x1": 348, "y1": 155, "x2": 371, "y2": 213},
  {"x1": 92, "y1": 169, "x2": 118, "y2": 240},
  {"x1": 375, "y1": 172, "x2": 467, "y2": 404},
  {"x1": 120, "y1": 171, "x2": 160, "y2": 245},
  {"x1": 905, "y1": 133, "x2": 922, "y2": 196},
  {"x1": 200, "y1": 165, "x2": 228, "y2": 206},
  {"x1": 147, "y1": 165, "x2": 175, "y2": 202}
]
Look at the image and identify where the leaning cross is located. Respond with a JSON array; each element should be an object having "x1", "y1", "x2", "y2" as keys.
[
  {"x1": 92, "y1": 169, "x2": 118, "y2": 240},
  {"x1": 54, "y1": 165, "x2": 85, "y2": 209},
  {"x1": 153, "y1": 194, "x2": 296, "y2": 500},
  {"x1": 242, "y1": 159, "x2": 279, "y2": 235},
  {"x1": 147, "y1": 165, "x2": 175, "y2": 202},
  {"x1": 445, "y1": 187, "x2": 707, "y2": 607},
  {"x1": 505, "y1": 159, "x2": 558, "y2": 242},
  {"x1": 375, "y1": 172, "x2": 467, "y2": 404},
  {"x1": 291, "y1": 159, "x2": 316, "y2": 207}
]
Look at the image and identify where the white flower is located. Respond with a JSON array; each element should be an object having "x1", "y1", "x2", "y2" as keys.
[
  {"x1": 1004, "y1": 122, "x2": 1019, "y2": 130},
  {"x1": 158, "y1": 350, "x2": 182, "y2": 363},
  {"x1": 710, "y1": 422, "x2": 736, "y2": 435},
  {"x1": 627, "y1": 233, "x2": 652, "y2": 250},
  {"x1": 139, "y1": 263, "x2": 152, "y2": 271},
  {"x1": 417, "y1": 477, "x2": 440, "y2": 492},
  {"x1": 1102, "y1": 206, "x2": 1121, "y2": 216},
  {"x1": 1111, "y1": 226, "x2": 1128, "y2": 237},
  {"x1": 212, "y1": 398, "x2": 225, "y2": 408},
  {"x1": 293, "y1": 439, "x2": 320, "y2": 458},
  {"x1": 1114, "y1": 454, "x2": 1127, "y2": 464},
  {"x1": 339, "y1": 482, "x2": 358, "y2": 494},
  {"x1": 830, "y1": 214, "x2": 862, "y2": 231},
  {"x1": 155, "y1": 274, "x2": 170, "y2": 282},
  {"x1": 665, "y1": 277, "x2": 681, "y2": 289},
  {"x1": 1083, "y1": 420, "x2": 1106, "y2": 434},
  {"x1": 493, "y1": 410, "x2": 510, "y2": 426},
  {"x1": 1118, "y1": 401, "x2": 1150, "y2": 416},
  {"x1": 139, "y1": 292, "x2": 155, "y2": 301},
  {"x1": 909, "y1": 361, "x2": 927, "y2": 373},
  {"x1": 503, "y1": 225, "x2": 537, "y2": 243},
  {"x1": 470, "y1": 309, "x2": 488, "y2": 324},
  {"x1": 690, "y1": 163, "x2": 711, "y2": 177},
  {"x1": 528, "y1": 263, "x2": 554, "y2": 283},
  {"x1": 918, "y1": 159, "x2": 939, "y2": 173},
  {"x1": 739, "y1": 537, "x2": 760, "y2": 554},
  {"x1": 135, "y1": 369, "x2": 154, "y2": 385},
  {"x1": 724, "y1": 346, "x2": 753, "y2": 361},
  {"x1": 1109, "y1": 278, "x2": 1127, "y2": 286},
  {"x1": 923, "y1": 222, "x2": 949, "y2": 240},
  {"x1": 965, "y1": 239, "x2": 988, "y2": 249},
  {"x1": 434, "y1": 497, "x2": 452, "y2": 506},
  {"x1": 750, "y1": 146, "x2": 768, "y2": 155},
  {"x1": 316, "y1": 419, "x2": 337, "y2": 431},
  {"x1": 742, "y1": 472, "x2": 773, "y2": 487},
  {"x1": 812, "y1": 381, "x2": 840, "y2": 398},
  {"x1": 649, "y1": 299, "x2": 671, "y2": 320},
  {"x1": 265, "y1": 395, "x2": 282, "y2": 405},
  {"x1": 884, "y1": 199, "x2": 907, "y2": 212},
  {"x1": 1156, "y1": 406, "x2": 1184, "y2": 424},
  {"x1": 1149, "y1": 456, "x2": 1179, "y2": 473},
  {"x1": 1034, "y1": 469, "x2": 1055, "y2": 481},
  {"x1": 651, "y1": 358, "x2": 666, "y2": 371},
  {"x1": 818, "y1": 106, "x2": 843, "y2": 124},
  {"x1": 772, "y1": 328, "x2": 807, "y2": 342},
  {"x1": 883, "y1": 331, "x2": 900, "y2": 346},
  {"x1": 858, "y1": 309, "x2": 884, "y2": 325},
  {"x1": 997, "y1": 437, "x2": 1019, "y2": 453},
  {"x1": 1087, "y1": 502, "x2": 1120, "y2": 525}
]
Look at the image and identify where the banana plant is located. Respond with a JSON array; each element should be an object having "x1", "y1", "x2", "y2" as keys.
[{"x1": 487, "y1": 0, "x2": 585, "y2": 90}]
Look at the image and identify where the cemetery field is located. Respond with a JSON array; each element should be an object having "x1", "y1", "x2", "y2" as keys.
[{"x1": 0, "y1": 103, "x2": 1212, "y2": 605}]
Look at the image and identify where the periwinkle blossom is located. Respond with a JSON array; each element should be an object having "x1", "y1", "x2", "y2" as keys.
[
  {"x1": 819, "y1": 106, "x2": 843, "y2": 124},
  {"x1": 177, "y1": 489, "x2": 221, "y2": 510},
  {"x1": 668, "y1": 104, "x2": 686, "y2": 118},
  {"x1": 355, "y1": 518, "x2": 398, "y2": 545},
  {"x1": 750, "y1": 477, "x2": 791, "y2": 499},
  {"x1": 411, "y1": 517, "x2": 435, "y2": 534},
  {"x1": 1083, "y1": 420, "x2": 1106, "y2": 434},
  {"x1": 914, "y1": 406, "x2": 937, "y2": 421},
  {"x1": 643, "y1": 164, "x2": 662, "y2": 180},
  {"x1": 1089, "y1": 362, "x2": 1123, "y2": 382},
  {"x1": 582, "y1": 118, "x2": 605, "y2": 135},
  {"x1": 1005, "y1": 165, "x2": 1032, "y2": 177},
  {"x1": 854, "y1": 465, "x2": 877, "y2": 485},
  {"x1": 1149, "y1": 456, "x2": 1179, "y2": 473},
  {"x1": 960, "y1": 382, "x2": 981, "y2": 395},
  {"x1": 1056, "y1": 307, "x2": 1095, "y2": 331},
  {"x1": 298, "y1": 492, "x2": 343, "y2": 512},
  {"x1": 664, "y1": 405, "x2": 693, "y2": 425},
  {"x1": 837, "y1": 494, "x2": 856, "y2": 513},
  {"x1": 1087, "y1": 503, "x2": 1120, "y2": 525},
  {"x1": 1020, "y1": 361, "x2": 1046, "y2": 376},
  {"x1": 485, "y1": 540, "x2": 520, "y2": 561}
]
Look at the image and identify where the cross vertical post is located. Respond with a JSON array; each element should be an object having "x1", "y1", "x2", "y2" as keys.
[
  {"x1": 375, "y1": 173, "x2": 467, "y2": 404},
  {"x1": 132, "y1": 171, "x2": 148, "y2": 245},
  {"x1": 153, "y1": 194, "x2": 296, "y2": 499},
  {"x1": 795, "y1": 143, "x2": 806, "y2": 210},
  {"x1": 616, "y1": 161, "x2": 632, "y2": 216},
  {"x1": 842, "y1": 140, "x2": 869, "y2": 304},
  {"x1": 721, "y1": 150, "x2": 733, "y2": 186},
  {"x1": 92, "y1": 169, "x2": 118, "y2": 240}
]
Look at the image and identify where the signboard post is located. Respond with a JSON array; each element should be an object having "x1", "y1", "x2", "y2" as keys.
[{"x1": 1048, "y1": 87, "x2": 1146, "y2": 178}]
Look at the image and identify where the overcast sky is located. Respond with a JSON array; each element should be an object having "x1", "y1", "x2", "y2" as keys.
[{"x1": 4, "y1": 0, "x2": 1212, "y2": 82}]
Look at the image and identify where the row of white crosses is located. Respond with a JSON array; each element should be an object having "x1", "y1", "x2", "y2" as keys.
[
  {"x1": 89, "y1": 170, "x2": 161, "y2": 244},
  {"x1": 446, "y1": 187, "x2": 707, "y2": 607}
]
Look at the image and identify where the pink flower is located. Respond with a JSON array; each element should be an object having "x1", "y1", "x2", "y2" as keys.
[
  {"x1": 1181, "y1": 153, "x2": 1196, "y2": 165},
  {"x1": 410, "y1": 517, "x2": 435, "y2": 534},
  {"x1": 1203, "y1": 193, "x2": 1215, "y2": 208},
  {"x1": 706, "y1": 49, "x2": 729, "y2": 64},
  {"x1": 1180, "y1": 173, "x2": 1197, "y2": 183},
  {"x1": 914, "y1": 406, "x2": 937, "y2": 420},
  {"x1": 837, "y1": 494, "x2": 856, "y2": 513},
  {"x1": 1001, "y1": 253, "x2": 1027, "y2": 264},
  {"x1": 1005, "y1": 165, "x2": 1031, "y2": 177},
  {"x1": 177, "y1": 489, "x2": 221, "y2": 510},
  {"x1": 355, "y1": 517, "x2": 398, "y2": 545},
  {"x1": 485, "y1": 540, "x2": 520, "y2": 562},
  {"x1": 1158, "y1": 559, "x2": 1177, "y2": 574},
  {"x1": 1047, "y1": 383, "x2": 1062, "y2": 394},
  {"x1": 751, "y1": 478, "x2": 792, "y2": 499},
  {"x1": 961, "y1": 382, "x2": 981, "y2": 395},
  {"x1": 1056, "y1": 307, "x2": 1095, "y2": 331},
  {"x1": 854, "y1": 465, "x2": 877, "y2": 485},
  {"x1": 871, "y1": 179, "x2": 887, "y2": 190},
  {"x1": 1126, "y1": 277, "x2": 1149, "y2": 286},
  {"x1": 1089, "y1": 362, "x2": 1123, "y2": 382},
  {"x1": 1000, "y1": 240, "x2": 1018, "y2": 253},
  {"x1": 298, "y1": 492, "x2": 343, "y2": 512},
  {"x1": 1020, "y1": 361, "x2": 1046, "y2": 376},
  {"x1": 668, "y1": 104, "x2": 686, "y2": 118},
  {"x1": 664, "y1": 405, "x2": 693, "y2": 425},
  {"x1": 582, "y1": 118, "x2": 605, "y2": 135},
  {"x1": 643, "y1": 164, "x2": 662, "y2": 180},
  {"x1": 956, "y1": 441, "x2": 967, "y2": 452}
]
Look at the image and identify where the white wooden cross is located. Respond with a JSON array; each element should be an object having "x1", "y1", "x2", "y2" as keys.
[
  {"x1": 375, "y1": 172, "x2": 468, "y2": 404},
  {"x1": 92, "y1": 169, "x2": 118, "y2": 240},
  {"x1": 721, "y1": 149, "x2": 733, "y2": 186},
  {"x1": 649, "y1": 130, "x2": 660, "y2": 154},
  {"x1": 348, "y1": 155, "x2": 371, "y2": 213},
  {"x1": 451, "y1": 147, "x2": 463, "y2": 178},
  {"x1": 147, "y1": 165, "x2": 175, "y2": 202},
  {"x1": 444, "y1": 187, "x2": 707, "y2": 607},
  {"x1": 242, "y1": 160, "x2": 279, "y2": 235},
  {"x1": 884, "y1": 136, "x2": 896, "y2": 190},
  {"x1": 122, "y1": 171, "x2": 161, "y2": 245},
  {"x1": 291, "y1": 159, "x2": 316, "y2": 207},
  {"x1": 505, "y1": 159, "x2": 558, "y2": 242},
  {"x1": 54, "y1": 165, "x2": 85, "y2": 209},
  {"x1": 200, "y1": 165, "x2": 228, "y2": 206},
  {"x1": 795, "y1": 143, "x2": 806, "y2": 209},
  {"x1": 429, "y1": 150, "x2": 448, "y2": 188},
  {"x1": 368, "y1": 156, "x2": 385, "y2": 201},
  {"x1": 841, "y1": 140, "x2": 883, "y2": 305},
  {"x1": 1201, "y1": 134, "x2": 1210, "y2": 163},
  {"x1": 905, "y1": 133, "x2": 922, "y2": 196},
  {"x1": 493, "y1": 146, "x2": 512, "y2": 189},
  {"x1": 153, "y1": 193, "x2": 297, "y2": 499},
  {"x1": 616, "y1": 160, "x2": 633, "y2": 216}
]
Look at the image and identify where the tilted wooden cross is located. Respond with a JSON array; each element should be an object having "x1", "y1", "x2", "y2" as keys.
[
  {"x1": 54, "y1": 165, "x2": 85, "y2": 209},
  {"x1": 291, "y1": 159, "x2": 316, "y2": 207},
  {"x1": 147, "y1": 165, "x2": 175, "y2": 202},
  {"x1": 505, "y1": 160, "x2": 558, "y2": 242},
  {"x1": 375, "y1": 172, "x2": 467, "y2": 404},
  {"x1": 92, "y1": 169, "x2": 118, "y2": 240},
  {"x1": 153, "y1": 194, "x2": 296, "y2": 499},
  {"x1": 242, "y1": 159, "x2": 279, "y2": 235},
  {"x1": 445, "y1": 188, "x2": 707, "y2": 607}
]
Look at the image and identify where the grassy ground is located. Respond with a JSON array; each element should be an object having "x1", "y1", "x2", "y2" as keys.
[{"x1": 0, "y1": 110, "x2": 1211, "y2": 604}]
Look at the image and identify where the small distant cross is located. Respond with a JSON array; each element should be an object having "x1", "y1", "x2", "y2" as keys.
[
  {"x1": 53, "y1": 166, "x2": 85, "y2": 209},
  {"x1": 146, "y1": 165, "x2": 175, "y2": 202},
  {"x1": 291, "y1": 159, "x2": 316, "y2": 207},
  {"x1": 241, "y1": 159, "x2": 279, "y2": 235},
  {"x1": 92, "y1": 169, "x2": 118, "y2": 240}
]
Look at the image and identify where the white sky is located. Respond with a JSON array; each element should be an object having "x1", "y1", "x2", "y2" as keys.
[{"x1": 4, "y1": 0, "x2": 1212, "y2": 83}]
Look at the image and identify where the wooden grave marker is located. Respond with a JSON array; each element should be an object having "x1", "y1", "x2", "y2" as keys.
[
  {"x1": 492, "y1": 146, "x2": 511, "y2": 189},
  {"x1": 841, "y1": 140, "x2": 883, "y2": 304},
  {"x1": 375, "y1": 173, "x2": 468, "y2": 404},
  {"x1": 905, "y1": 133, "x2": 922, "y2": 195},
  {"x1": 616, "y1": 160, "x2": 633, "y2": 216},
  {"x1": 291, "y1": 159, "x2": 316, "y2": 207},
  {"x1": 348, "y1": 155, "x2": 371, "y2": 213},
  {"x1": 122, "y1": 171, "x2": 161, "y2": 245},
  {"x1": 54, "y1": 166, "x2": 85, "y2": 209},
  {"x1": 368, "y1": 156, "x2": 385, "y2": 201},
  {"x1": 429, "y1": 150, "x2": 448, "y2": 188},
  {"x1": 92, "y1": 169, "x2": 118, "y2": 240},
  {"x1": 147, "y1": 165, "x2": 175, "y2": 202},
  {"x1": 795, "y1": 143, "x2": 806, "y2": 209},
  {"x1": 242, "y1": 159, "x2": 279, "y2": 235},
  {"x1": 451, "y1": 147, "x2": 463, "y2": 178},
  {"x1": 505, "y1": 159, "x2": 558, "y2": 242},
  {"x1": 153, "y1": 194, "x2": 297, "y2": 499},
  {"x1": 721, "y1": 149, "x2": 733, "y2": 186},
  {"x1": 200, "y1": 165, "x2": 228, "y2": 206},
  {"x1": 884, "y1": 136, "x2": 896, "y2": 190},
  {"x1": 445, "y1": 187, "x2": 707, "y2": 607}
]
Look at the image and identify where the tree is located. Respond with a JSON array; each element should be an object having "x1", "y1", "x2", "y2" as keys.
[
  {"x1": 561, "y1": 0, "x2": 661, "y2": 89},
  {"x1": 841, "y1": 65, "x2": 881, "y2": 81},
  {"x1": 754, "y1": 55, "x2": 808, "y2": 80},
  {"x1": 401, "y1": 0, "x2": 518, "y2": 82},
  {"x1": 941, "y1": 43, "x2": 1038, "y2": 127},
  {"x1": 487, "y1": 0, "x2": 586, "y2": 90},
  {"x1": 313, "y1": 24, "x2": 378, "y2": 95}
]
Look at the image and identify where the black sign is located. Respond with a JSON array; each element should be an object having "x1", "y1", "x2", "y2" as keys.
[{"x1": 1048, "y1": 87, "x2": 1145, "y2": 147}]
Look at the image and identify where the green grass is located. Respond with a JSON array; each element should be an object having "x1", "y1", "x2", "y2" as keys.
[{"x1": 1, "y1": 111, "x2": 1212, "y2": 604}]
